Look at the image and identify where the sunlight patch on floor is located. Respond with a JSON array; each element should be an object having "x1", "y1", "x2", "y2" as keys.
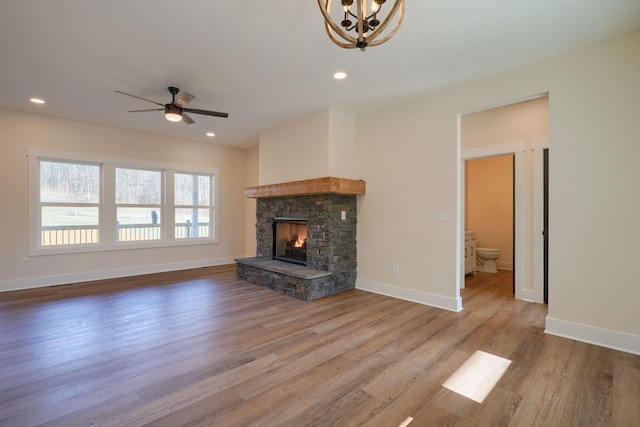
[
  {"x1": 398, "y1": 416, "x2": 414, "y2": 427},
  {"x1": 442, "y1": 350, "x2": 512, "y2": 403}
]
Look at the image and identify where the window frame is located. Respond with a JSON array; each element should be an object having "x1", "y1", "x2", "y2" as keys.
[
  {"x1": 38, "y1": 158, "x2": 102, "y2": 248},
  {"x1": 27, "y1": 147, "x2": 219, "y2": 256},
  {"x1": 115, "y1": 166, "x2": 164, "y2": 243},
  {"x1": 173, "y1": 172, "x2": 215, "y2": 240}
]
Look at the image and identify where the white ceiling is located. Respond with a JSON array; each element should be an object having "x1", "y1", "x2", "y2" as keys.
[{"x1": 1, "y1": 1, "x2": 639, "y2": 149}]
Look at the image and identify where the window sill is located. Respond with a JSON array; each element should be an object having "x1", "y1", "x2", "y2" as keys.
[{"x1": 29, "y1": 237, "x2": 219, "y2": 257}]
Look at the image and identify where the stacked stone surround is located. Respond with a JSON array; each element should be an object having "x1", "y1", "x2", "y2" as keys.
[
  {"x1": 236, "y1": 193, "x2": 358, "y2": 300},
  {"x1": 235, "y1": 257, "x2": 333, "y2": 300}
]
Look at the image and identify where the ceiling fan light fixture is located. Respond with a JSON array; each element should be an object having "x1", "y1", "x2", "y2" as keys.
[
  {"x1": 115, "y1": 87, "x2": 228, "y2": 124},
  {"x1": 164, "y1": 104, "x2": 183, "y2": 122},
  {"x1": 165, "y1": 112, "x2": 182, "y2": 122}
]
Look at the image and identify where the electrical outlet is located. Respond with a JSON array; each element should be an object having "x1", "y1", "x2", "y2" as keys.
[
  {"x1": 220, "y1": 244, "x2": 225, "y2": 251},
  {"x1": 392, "y1": 264, "x2": 399, "y2": 274},
  {"x1": 20, "y1": 258, "x2": 29, "y2": 267}
]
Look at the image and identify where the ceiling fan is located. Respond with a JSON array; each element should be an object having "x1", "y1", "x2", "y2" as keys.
[{"x1": 114, "y1": 86, "x2": 228, "y2": 124}]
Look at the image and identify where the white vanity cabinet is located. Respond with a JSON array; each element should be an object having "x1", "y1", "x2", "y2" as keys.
[{"x1": 465, "y1": 231, "x2": 476, "y2": 275}]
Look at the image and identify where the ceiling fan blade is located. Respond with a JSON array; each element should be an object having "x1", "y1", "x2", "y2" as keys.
[
  {"x1": 182, "y1": 113, "x2": 195, "y2": 124},
  {"x1": 128, "y1": 108, "x2": 164, "y2": 112},
  {"x1": 174, "y1": 92, "x2": 195, "y2": 107},
  {"x1": 183, "y1": 107, "x2": 229, "y2": 118},
  {"x1": 114, "y1": 90, "x2": 164, "y2": 106}
]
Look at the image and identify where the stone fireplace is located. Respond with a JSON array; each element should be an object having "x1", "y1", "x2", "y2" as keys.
[{"x1": 236, "y1": 177, "x2": 365, "y2": 301}]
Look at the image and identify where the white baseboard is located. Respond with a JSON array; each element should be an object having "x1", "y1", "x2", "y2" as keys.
[
  {"x1": 356, "y1": 278, "x2": 462, "y2": 312},
  {"x1": 0, "y1": 256, "x2": 238, "y2": 293},
  {"x1": 545, "y1": 316, "x2": 640, "y2": 356},
  {"x1": 496, "y1": 262, "x2": 513, "y2": 271}
]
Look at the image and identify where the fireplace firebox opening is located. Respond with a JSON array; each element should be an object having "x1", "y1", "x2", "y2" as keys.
[{"x1": 273, "y1": 218, "x2": 307, "y2": 265}]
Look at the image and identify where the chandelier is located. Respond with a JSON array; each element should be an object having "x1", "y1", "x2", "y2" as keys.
[{"x1": 317, "y1": 0, "x2": 405, "y2": 51}]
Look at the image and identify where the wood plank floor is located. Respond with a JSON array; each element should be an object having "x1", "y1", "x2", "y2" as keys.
[{"x1": 1, "y1": 266, "x2": 638, "y2": 426}]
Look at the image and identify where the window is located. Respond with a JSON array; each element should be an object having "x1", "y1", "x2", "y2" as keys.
[
  {"x1": 28, "y1": 148, "x2": 219, "y2": 255},
  {"x1": 116, "y1": 167, "x2": 162, "y2": 241},
  {"x1": 174, "y1": 173, "x2": 214, "y2": 239},
  {"x1": 39, "y1": 160, "x2": 100, "y2": 246}
]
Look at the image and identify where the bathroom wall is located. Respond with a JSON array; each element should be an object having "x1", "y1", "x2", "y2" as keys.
[{"x1": 465, "y1": 155, "x2": 514, "y2": 270}]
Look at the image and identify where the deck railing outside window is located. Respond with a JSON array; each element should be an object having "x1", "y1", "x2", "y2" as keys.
[{"x1": 41, "y1": 222, "x2": 209, "y2": 246}]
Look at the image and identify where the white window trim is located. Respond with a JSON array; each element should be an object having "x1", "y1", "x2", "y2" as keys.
[
  {"x1": 173, "y1": 171, "x2": 215, "y2": 241},
  {"x1": 115, "y1": 165, "x2": 164, "y2": 243},
  {"x1": 27, "y1": 147, "x2": 220, "y2": 256}
]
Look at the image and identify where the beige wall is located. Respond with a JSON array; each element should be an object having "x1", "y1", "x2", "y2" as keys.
[
  {"x1": 259, "y1": 109, "x2": 330, "y2": 185},
  {"x1": 244, "y1": 145, "x2": 259, "y2": 256},
  {"x1": 465, "y1": 155, "x2": 514, "y2": 269},
  {"x1": 462, "y1": 97, "x2": 549, "y2": 149},
  {"x1": 0, "y1": 109, "x2": 248, "y2": 290},
  {"x1": 354, "y1": 30, "x2": 640, "y2": 350},
  {"x1": 328, "y1": 109, "x2": 357, "y2": 179},
  {"x1": 258, "y1": 108, "x2": 358, "y2": 185}
]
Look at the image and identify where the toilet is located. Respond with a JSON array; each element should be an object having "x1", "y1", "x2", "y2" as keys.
[{"x1": 476, "y1": 248, "x2": 501, "y2": 273}]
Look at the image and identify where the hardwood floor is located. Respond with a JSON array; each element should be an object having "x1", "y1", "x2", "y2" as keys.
[{"x1": 0, "y1": 266, "x2": 638, "y2": 426}]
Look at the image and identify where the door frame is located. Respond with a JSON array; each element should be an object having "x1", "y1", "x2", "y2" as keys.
[
  {"x1": 460, "y1": 141, "x2": 526, "y2": 300},
  {"x1": 458, "y1": 138, "x2": 548, "y2": 303},
  {"x1": 532, "y1": 138, "x2": 549, "y2": 303}
]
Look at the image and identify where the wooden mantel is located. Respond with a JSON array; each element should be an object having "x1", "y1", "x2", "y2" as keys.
[{"x1": 244, "y1": 177, "x2": 365, "y2": 198}]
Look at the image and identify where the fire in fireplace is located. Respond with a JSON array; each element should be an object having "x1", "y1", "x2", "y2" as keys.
[{"x1": 273, "y1": 218, "x2": 307, "y2": 265}]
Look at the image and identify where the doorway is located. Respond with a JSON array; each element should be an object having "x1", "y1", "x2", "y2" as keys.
[
  {"x1": 461, "y1": 142, "x2": 526, "y2": 300},
  {"x1": 464, "y1": 154, "x2": 515, "y2": 293},
  {"x1": 457, "y1": 96, "x2": 549, "y2": 305}
]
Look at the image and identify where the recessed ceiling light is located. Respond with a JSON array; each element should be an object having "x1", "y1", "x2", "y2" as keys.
[
  {"x1": 30, "y1": 98, "x2": 45, "y2": 104},
  {"x1": 333, "y1": 72, "x2": 347, "y2": 80},
  {"x1": 206, "y1": 132, "x2": 215, "y2": 137}
]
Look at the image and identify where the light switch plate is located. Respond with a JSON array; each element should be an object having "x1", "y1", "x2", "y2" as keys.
[{"x1": 436, "y1": 210, "x2": 448, "y2": 222}]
